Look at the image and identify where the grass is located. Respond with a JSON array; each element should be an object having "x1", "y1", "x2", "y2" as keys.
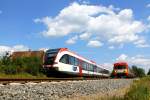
[
  {"x1": 106, "y1": 76, "x2": 150, "y2": 100},
  {"x1": 122, "y1": 76, "x2": 150, "y2": 100},
  {"x1": 0, "y1": 73, "x2": 48, "y2": 79}
]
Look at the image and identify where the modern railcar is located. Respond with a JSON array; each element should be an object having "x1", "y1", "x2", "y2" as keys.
[
  {"x1": 43, "y1": 48, "x2": 110, "y2": 77},
  {"x1": 112, "y1": 62, "x2": 135, "y2": 78}
]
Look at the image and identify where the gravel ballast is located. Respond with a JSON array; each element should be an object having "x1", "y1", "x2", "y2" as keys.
[{"x1": 0, "y1": 79, "x2": 133, "y2": 100}]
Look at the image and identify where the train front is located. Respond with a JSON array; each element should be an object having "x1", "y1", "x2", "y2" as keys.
[
  {"x1": 43, "y1": 48, "x2": 60, "y2": 71},
  {"x1": 113, "y1": 62, "x2": 128, "y2": 78}
]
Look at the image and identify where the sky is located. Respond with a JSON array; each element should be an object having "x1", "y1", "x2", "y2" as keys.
[{"x1": 0, "y1": 0, "x2": 150, "y2": 72}]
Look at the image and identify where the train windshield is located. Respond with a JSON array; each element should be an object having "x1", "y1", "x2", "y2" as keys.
[
  {"x1": 114, "y1": 65, "x2": 126, "y2": 69},
  {"x1": 44, "y1": 49, "x2": 60, "y2": 65},
  {"x1": 103, "y1": 69, "x2": 110, "y2": 74}
]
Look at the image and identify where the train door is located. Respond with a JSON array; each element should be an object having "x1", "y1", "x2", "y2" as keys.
[
  {"x1": 78, "y1": 59, "x2": 83, "y2": 77},
  {"x1": 126, "y1": 65, "x2": 129, "y2": 76},
  {"x1": 93, "y1": 65, "x2": 97, "y2": 76}
]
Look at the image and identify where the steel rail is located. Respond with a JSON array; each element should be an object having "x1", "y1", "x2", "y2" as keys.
[
  {"x1": 0, "y1": 78, "x2": 133, "y2": 85},
  {"x1": 0, "y1": 77, "x2": 103, "y2": 84}
]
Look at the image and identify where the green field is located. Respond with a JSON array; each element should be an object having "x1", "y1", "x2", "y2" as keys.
[
  {"x1": 110, "y1": 76, "x2": 150, "y2": 100},
  {"x1": 0, "y1": 73, "x2": 47, "y2": 79}
]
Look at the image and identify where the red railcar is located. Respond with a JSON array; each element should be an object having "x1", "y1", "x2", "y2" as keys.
[{"x1": 113, "y1": 62, "x2": 135, "y2": 78}]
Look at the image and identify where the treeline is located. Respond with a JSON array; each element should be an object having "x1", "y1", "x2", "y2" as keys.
[
  {"x1": 0, "y1": 55, "x2": 44, "y2": 76},
  {"x1": 131, "y1": 65, "x2": 150, "y2": 77},
  {"x1": 131, "y1": 65, "x2": 146, "y2": 77},
  {"x1": 147, "y1": 69, "x2": 150, "y2": 75}
]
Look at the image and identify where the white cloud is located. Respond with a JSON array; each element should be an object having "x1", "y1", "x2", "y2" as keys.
[
  {"x1": 12, "y1": 45, "x2": 29, "y2": 52},
  {"x1": 79, "y1": 32, "x2": 91, "y2": 40},
  {"x1": 146, "y1": 4, "x2": 150, "y2": 8},
  {"x1": 78, "y1": 0, "x2": 90, "y2": 4},
  {"x1": 87, "y1": 40, "x2": 103, "y2": 47},
  {"x1": 39, "y1": 48, "x2": 49, "y2": 52},
  {"x1": 66, "y1": 35, "x2": 78, "y2": 44},
  {"x1": 35, "y1": 2, "x2": 149, "y2": 48},
  {"x1": 108, "y1": 46, "x2": 115, "y2": 50},
  {"x1": 0, "y1": 46, "x2": 11, "y2": 58},
  {"x1": 116, "y1": 54, "x2": 150, "y2": 73},
  {"x1": 116, "y1": 54, "x2": 128, "y2": 61},
  {"x1": 134, "y1": 38, "x2": 150, "y2": 48},
  {"x1": 0, "y1": 45, "x2": 29, "y2": 57},
  {"x1": 148, "y1": 16, "x2": 150, "y2": 21}
]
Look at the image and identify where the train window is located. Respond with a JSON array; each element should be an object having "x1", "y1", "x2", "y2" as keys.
[
  {"x1": 102, "y1": 69, "x2": 109, "y2": 74},
  {"x1": 88, "y1": 64, "x2": 93, "y2": 71},
  {"x1": 69, "y1": 56, "x2": 75, "y2": 65},
  {"x1": 114, "y1": 65, "x2": 126, "y2": 69},
  {"x1": 59, "y1": 54, "x2": 69, "y2": 64},
  {"x1": 92, "y1": 65, "x2": 94, "y2": 72},
  {"x1": 82, "y1": 61, "x2": 87, "y2": 70},
  {"x1": 86, "y1": 63, "x2": 89, "y2": 71},
  {"x1": 44, "y1": 50, "x2": 58, "y2": 65},
  {"x1": 94, "y1": 66, "x2": 97, "y2": 72},
  {"x1": 96, "y1": 66, "x2": 99, "y2": 72},
  {"x1": 97, "y1": 67, "x2": 99, "y2": 73},
  {"x1": 74, "y1": 58, "x2": 79, "y2": 66},
  {"x1": 98, "y1": 67, "x2": 103, "y2": 73},
  {"x1": 87, "y1": 64, "x2": 91, "y2": 71}
]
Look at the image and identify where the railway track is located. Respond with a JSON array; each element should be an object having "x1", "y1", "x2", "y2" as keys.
[
  {"x1": 0, "y1": 77, "x2": 104, "y2": 85},
  {"x1": 0, "y1": 77, "x2": 132, "y2": 85}
]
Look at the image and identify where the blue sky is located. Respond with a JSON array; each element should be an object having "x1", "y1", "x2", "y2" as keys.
[{"x1": 0, "y1": 0, "x2": 150, "y2": 71}]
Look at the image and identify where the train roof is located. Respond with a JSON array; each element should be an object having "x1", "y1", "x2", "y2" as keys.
[
  {"x1": 97, "y1": 64, "x2": 110, "y2": 71},
  {"x1": 114, "y1": 62, "x2": 128, "y2": 66},
  {"x1": 63, "y1": 48, "x2": 96, "y2": 64},
  {"x1": 46, "y1": 48, "x2": 97, "y2": 65}
]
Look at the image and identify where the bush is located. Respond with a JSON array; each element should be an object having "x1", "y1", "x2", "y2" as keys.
[
  {"x1": 4, "y1": 65, "x2": 18, "y2": 74},
  {"x1": 23, "y1": 57, "x2": 43, "y2": 76},
  {"x1": 0, "y1": 65, "x2": 5, "y2": 73},
  {"x1": 1, "y1": 55, "x2": 12, "y2": 66},
  {"x1": 147, "y1": 69, "x2": 150, "y2": 75},
  {"x1": 132, "y1": 65, "x2": 145, "y2": 77},
  {"x1": 0, "y1": 55, "x2": 44, "y2": 76}
]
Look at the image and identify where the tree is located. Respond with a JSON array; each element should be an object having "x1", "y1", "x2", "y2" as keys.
[
  {"x1": 132, "y1": 65, "x2": 145, "y2": 77},
  {"x1": 147, "y1": 69, "x2": 150, "y2": 75},
  {"x1": 0, "y1": 54, "x2": 44, "y2": 75}
]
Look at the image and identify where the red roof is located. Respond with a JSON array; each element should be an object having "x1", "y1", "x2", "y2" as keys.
[{"x1": 114, "y1": 62, "x2": 128, "y2": 66}]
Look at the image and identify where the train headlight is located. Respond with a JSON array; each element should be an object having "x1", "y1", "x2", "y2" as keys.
[{"x1": 124, "y1": 69, "x2": 127, "y2": 73}]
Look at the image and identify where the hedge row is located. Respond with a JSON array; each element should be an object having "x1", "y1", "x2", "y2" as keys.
[{"x1": 0, "y1": 56, "x2": 44, "y2": 76}]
